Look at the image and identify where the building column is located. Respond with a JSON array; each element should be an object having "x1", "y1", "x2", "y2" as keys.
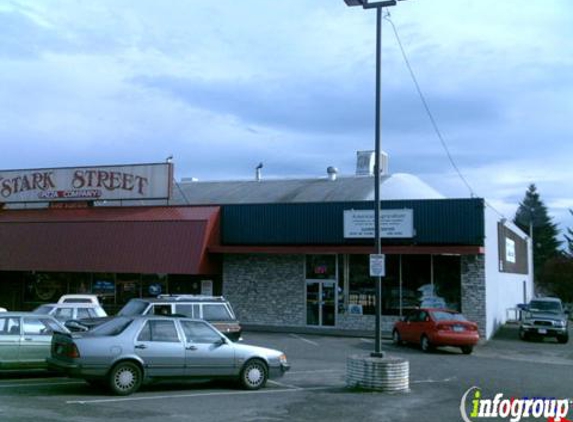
[{"x1": 461, "y1": 255, "x2": 486, "y2": 338}]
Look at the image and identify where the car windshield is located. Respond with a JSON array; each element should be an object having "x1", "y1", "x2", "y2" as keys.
[
  {"x1": 32, "y1": 305, "x2": 53, "y2": 315},
  {"x1": 431, "y1": 311, "x2": 467, "y2": 322},
  {"x1": 118, "y1": 301, "x2": 149, "y2": 316},
  {"x1": 529, "y1": 301, "x2": 562, "y2": 314},
  {"x1": 87, "y1": 317, "x2": 133, "y2": 336}
]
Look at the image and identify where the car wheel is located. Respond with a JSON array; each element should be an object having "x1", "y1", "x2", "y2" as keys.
[
  {"x1": 460, "y1": 345, "x2": 473, "y2": 355},
  {"x1": 420, "y1": 335, "x2": 432, "y2": 353},
  {"x1": 392, "y1": 329, "x2": 402, "y2": 346},
  {"x1": 240, "y1": 359, "x2": 268, "y2": 390},
  {"x1": 557, "y1": 334, "x2": 569, "y2": 344},
  {"x1": 108, "y1": 361, "x2": 142, "y2": 396}
]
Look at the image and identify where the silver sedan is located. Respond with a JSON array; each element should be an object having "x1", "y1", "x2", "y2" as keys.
[
  {"x1": 48, "y1": 315, "x2": 290, "y2": 395},
  {"x1": 1, "y1": 312, "x2": 69, "y2": 370}
]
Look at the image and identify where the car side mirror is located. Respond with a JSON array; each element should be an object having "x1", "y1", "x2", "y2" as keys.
[{"x1": 216, "y1": 337, "x2": 228, "y2": 347}]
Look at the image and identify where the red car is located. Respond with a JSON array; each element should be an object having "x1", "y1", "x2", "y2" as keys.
[{"x1": 392, "y1": 308, "x2": 479, "y2": 354}]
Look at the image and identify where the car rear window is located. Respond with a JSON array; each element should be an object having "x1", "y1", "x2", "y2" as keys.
[
  {"x1": 202, "y1": 304, "x2": 234, "y2": 321},
  {"x1": 432, "y1": 311, "x2": 467, "y2": 322},
  {"x1": 118, "y1": 300, "x2": 149, "y2": 317},
  {"x1": 33, "y1": 305, "x2": 54, "y2": 315}
]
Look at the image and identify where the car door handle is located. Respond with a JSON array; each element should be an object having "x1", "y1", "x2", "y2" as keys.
[
  {"x1": 135, "y1": 344, "x2": 147, "y2": 349},
  {"x1": 186, "y1": 345, "x2": 198, "y2": 351},
  {"x1": 24, "y1": 337, "x2": 33, "y2": 341}
]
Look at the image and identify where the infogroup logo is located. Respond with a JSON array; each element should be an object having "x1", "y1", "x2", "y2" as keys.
[{"x1": 460, "y1": 386, "x2": 571, "y2": 422}]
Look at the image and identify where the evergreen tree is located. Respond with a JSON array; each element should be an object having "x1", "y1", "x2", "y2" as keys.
[
  {"x1": 565, "y1": 209, "x2": 573, "y2": 257},
  {"x1": 513, "y1": 184, "x2": 562, "y2": 288}
]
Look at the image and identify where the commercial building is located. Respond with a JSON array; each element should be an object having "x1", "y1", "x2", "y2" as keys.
[{"x1": 0, "y1": 154, "x2": 532, "y2": 339}]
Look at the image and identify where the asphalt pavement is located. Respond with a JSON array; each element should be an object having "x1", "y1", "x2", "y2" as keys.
[{"x1": 1, "y1": 324, "x2": 572, "y2": 422}]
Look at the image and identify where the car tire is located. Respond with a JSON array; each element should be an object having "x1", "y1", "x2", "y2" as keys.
[
  {"x1": 557, "y1": 334, "x2": 569, "y2": 344},
  {"x1": 460, "y1": 345, "x2": 473, "y2": 355},
  {"x1": 240, "y1": 359, "x2": 268, "y2": 390},
  {"x1": 392, "y1": 329, "x2": 402, "y2": 346},
  {"x1": 420, "y1": 335, "x2": 433, "y2": 353},
  {"x1": 108, "y1": 361, "x2": 142, "y2": 396}
]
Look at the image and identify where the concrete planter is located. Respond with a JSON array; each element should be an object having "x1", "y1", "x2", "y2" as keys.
[{"x1": 346, "y1": 354, "x2": 409, "y2": 392}]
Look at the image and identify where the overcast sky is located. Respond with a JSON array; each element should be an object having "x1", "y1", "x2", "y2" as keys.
[{"x1": 1, "y1": 0, "x2": 572, "y2": 238}]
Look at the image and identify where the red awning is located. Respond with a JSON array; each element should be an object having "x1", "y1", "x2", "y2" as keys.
[{"x1": 0, "y1": 206, "x2": 221, "y2": 274}]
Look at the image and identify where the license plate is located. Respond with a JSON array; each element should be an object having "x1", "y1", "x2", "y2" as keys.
[
  {"x1": 538, "y1": 329, "x2": 547, "y2": 334},
  {"x1": 453, "y1": 326, "x2": 465, "y2": 332}
]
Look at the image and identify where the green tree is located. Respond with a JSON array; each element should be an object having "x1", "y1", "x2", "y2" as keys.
[
  {"x1": 513, "y1": 184, "x2": 562, "y2": 289},
  {"x1": 542, "y1": 256, "x2": 573, "y2": 303},
  {"x1": 565, "y1": 209, "x2": 573, "y2": 257}
]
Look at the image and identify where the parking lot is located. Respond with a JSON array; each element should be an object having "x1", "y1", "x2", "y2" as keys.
[{"x1": 1, "y1": 325, "x2": 572, "y2": 422}]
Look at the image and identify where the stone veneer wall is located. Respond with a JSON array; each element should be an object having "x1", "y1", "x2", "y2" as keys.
[
  {"x1": 223, "y1": 253, "x2": 400, "y2": 333},
  {"x1": 222, "y1": 254, "x2": 305, "y2": 326},
  {"x1": 337, "y1": 314, "x2": 399, "y2": 333},
  {"x1": 461, "y1": 255, "x2": 486, "y2": 337}
]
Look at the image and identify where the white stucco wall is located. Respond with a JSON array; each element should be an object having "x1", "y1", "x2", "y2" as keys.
[{"x1": 484, "y1": 205, "x2": 533, "y2": 338}]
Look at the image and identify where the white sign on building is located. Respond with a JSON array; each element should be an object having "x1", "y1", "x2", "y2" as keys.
[
  {"x1": 505, "y1": 238, "x2": 516, "y2": 263},
  {"x1": 344, "y1": 209, "x2": 414, "y2": 238},
  {"x1": 0, "y1": 163, "x2": 172, "y2": 203},
  {"x1": 369, "y1": 254, "x2": 386, "y2": 277}
]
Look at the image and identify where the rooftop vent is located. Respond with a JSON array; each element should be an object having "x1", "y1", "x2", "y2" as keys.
[
  {"x1": 327, "y1": 166, "x2": 338, "y2": 181},
  {"x1": 356, "y1": 150, "x2": 388, "y2": 176},
  {"x1": 255, "y1": 162, "x2": 263, "y2": 181}
]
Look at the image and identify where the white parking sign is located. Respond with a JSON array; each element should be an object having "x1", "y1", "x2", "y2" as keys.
[{"x1": 370, "y1": 254, "x2": 386, "y2": 277}]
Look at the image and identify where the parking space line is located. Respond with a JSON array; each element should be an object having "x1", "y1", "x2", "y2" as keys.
[
  {"x1": 66, "y1": 386, "x2": 332, "y2": 405},
  {"x1": 0, "y1": 381, "x2": 85, "y2": 389},
  {"x1": 410, "y1": 377, "x2": 456, "y2": 384},
  {"x1": 267, "y1": 380, "x2": 304, "y2": 390},
  {"x1": 289, "y1": 334, "x2": 319, "y2": 346},
  {"x1": 288, "y1": 369, "x2": 342, "y2": 375}
]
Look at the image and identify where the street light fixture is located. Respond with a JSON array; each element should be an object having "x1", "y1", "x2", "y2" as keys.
[{"x1": 344, "y1": 0, "x2": 408, "y2": 358}]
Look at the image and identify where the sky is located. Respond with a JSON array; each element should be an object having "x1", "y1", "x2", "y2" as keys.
[{"x1": 0, "y1": 0, "x2": 572, "y2": 239}]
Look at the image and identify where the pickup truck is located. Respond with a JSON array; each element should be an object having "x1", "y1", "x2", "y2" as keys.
[{"x1": 519, "y1": 297, "x2": 569, "y2": 343}]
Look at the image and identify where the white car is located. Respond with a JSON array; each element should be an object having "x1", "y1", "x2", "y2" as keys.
[
  {"x1": 57, "y1": 294, "x2": 100, "y2": 305},
  {"x1": 33, "y1": 303, "x2": 107, "y2": 324},
  {"x1": 0, "y1": 307, "x2": 6, "y2": 312}
]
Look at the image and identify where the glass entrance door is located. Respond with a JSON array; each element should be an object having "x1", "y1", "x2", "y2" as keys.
[{"x1": 306, "y1": 281, "x2": 336, "y2": 326}]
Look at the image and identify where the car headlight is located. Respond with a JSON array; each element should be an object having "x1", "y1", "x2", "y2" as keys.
[
  {"x1": 555, "y1": 320, "x2": 566, "y2": 328},
  {"x1": 279, "y1": 354, "x2": 288, "y2": 365},
  {"x1": 522, "y1": 319, "x2": 533, "y2": 326}
]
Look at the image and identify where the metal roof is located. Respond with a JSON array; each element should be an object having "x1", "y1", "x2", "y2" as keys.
[{"x1": 171, "y1": 173, "x2": 444, "y2": 205}]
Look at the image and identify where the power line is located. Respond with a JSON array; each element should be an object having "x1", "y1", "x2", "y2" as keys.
[
  {"x1": 384, "y1": 12, "x2": 476, "y2": 197},
  {"x1": 383, "y1": 12, "x2": 507, "y2": 221}
]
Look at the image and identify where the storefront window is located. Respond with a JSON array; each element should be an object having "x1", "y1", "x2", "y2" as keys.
[
  {"x1": 347, "y1": 255, "x2": 375, "y2": 315},
  {"x1": 67, "y1": 273, "x2": 92, "y2": 294},
  {"x1": 433, "y1": 255, "x2": 461, "y2": 311},
  {"x1": 116, "y1": 274, "x2": 141, "y2": 304},
  {"x1": 344, "y1": 254, "x2": 460, "y2": 316},
  {"x1": 92, "y1": 273, "x2": 115, "y2": 305},
  {"x1": 142, "y1": 274, "x2": 168, "y2": 297},
  {"x1": 305, "y1": 255, "x2": 336, "y2": 280},
  {"x1": 23, "y1": 272, "x2": 66, "y2": 304}
]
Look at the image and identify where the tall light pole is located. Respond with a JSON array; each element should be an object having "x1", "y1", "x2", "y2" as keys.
[{"x1": 344, "y1": 0, "x2": 406, "y2": 358}]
